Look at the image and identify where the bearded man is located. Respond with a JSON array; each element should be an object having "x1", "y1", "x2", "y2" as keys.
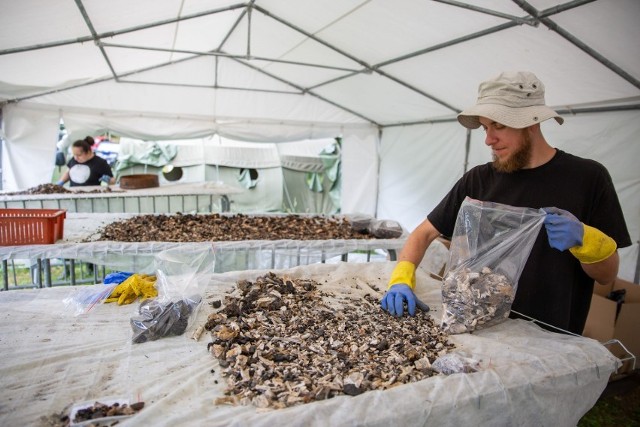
[{"x1": 380, "y1": 71, "x2": 631, "y2": 334}]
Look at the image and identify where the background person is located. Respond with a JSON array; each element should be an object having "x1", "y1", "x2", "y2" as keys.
[
  {"x1": 381, "y1": 71, "x2": 631, "y2": 335},
  {"x1": 56, "y1": 136, "x2": 114, "y2": 186},
  {"x1": 55, "y1": 136, "x2": 114, "y2": 278}
]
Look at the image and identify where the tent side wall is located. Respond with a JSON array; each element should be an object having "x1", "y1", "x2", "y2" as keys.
[
  {"x1": 280, "y1": 154, "x2": 338, "y2": 214},
  {"x1": 205, "y1": 165, "x2": 283, "y2": 213},
  {"x1": 1, "y1": 103, "x2": 380, "y2": 216}
]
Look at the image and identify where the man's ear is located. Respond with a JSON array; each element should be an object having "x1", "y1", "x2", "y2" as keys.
[{"x1": 526, "y1": 123, "x2": 541, "y2": 137}]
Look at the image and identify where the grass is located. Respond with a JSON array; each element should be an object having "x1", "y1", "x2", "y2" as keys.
[
  {"x1": 1, "y1": 261, "x2": 110, "y2": 289},
  {"x1": 579, "y1": 372, "x2": 640, "y2": 426}
]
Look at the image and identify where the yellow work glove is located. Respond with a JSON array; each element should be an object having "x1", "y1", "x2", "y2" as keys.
[
  {"x1": 130, "y1": 274, "x2": 158, "y2": 300},
  {"x1": 105, "y1": 274, "x2": 158, "y2": 305},
  {"x1": 543, "y1": 208, "x2": 617, "y2": 264},
  {"x1": 387, "y1": 260, "x2": 416, "y2": 289},
  {"x1": 569, "y1": 224, "x2": 617, "y2": 264}
]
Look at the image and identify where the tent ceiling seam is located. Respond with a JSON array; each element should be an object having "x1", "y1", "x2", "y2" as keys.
[
  {"x1": 0, "y1": 3, "x2": 248, "y2": 56},
  {"x1": 434, "y1": 0, "x2": 537, "y2": 26},
  {"x1": 75, "y1": 0, "x2": 119, "y2": 81},
  {"x1": 381, "y1": 103, "x2": 640, "y2": 129},
  {"x1": 537, "y1": 0, "x2": 599, "y2": 17},
  {"x1": 263, "y1": 0, "x2": 373, "y2": 65},
  {"x1": 227, "y1": 57, "x2": 381, "y2": 126},
  {"x1": 169, "y1": 0, "x2": 187, "y2": 62},
  {"x1": 252, "y1": 4, "x2": 374, "y2": 72},
  {"x1": 118, "y1": 79, "x2": 301, "y2": 95},
  {"x1": 1, "y1": 53, "x2": 202, "y2": 106},
  {"x1": 513, "y1": 0, "x2": 640, "y2": 90},
  {"x1": 217, "y1": 2, "x2": 251, "y2": 51},
  {"x1": 1, "y1": 0, "x2": 636, "y2": 129},
  {"x1": 252, "y1": 4, "x2": 463, "y2": 113},
  {"x1": 374, "y1": 68, "x2": 460, "y2": 113},
  {"x1": 9, "y1": 100, "x2": 376, "y2": 130},
  {"x1": 246, "y1": 3, "x2": 252, "y2": 57},
  {"x1": 99, "y1": 42, "x2": 362, "y2": 73},
  {"x1": 374, "y1": 21, "x2": 518, "y2": 68}
]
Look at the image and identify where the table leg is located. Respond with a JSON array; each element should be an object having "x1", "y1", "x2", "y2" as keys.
[
  {"x1": 220, "y1": 195, "x2": 230, "y2": 212},
  {"x1": 44, "y1": 259, "x2": 52, "y2": 287},
  {"x1": 2, "y1": 260, "x2": 7, "y2": 291}
]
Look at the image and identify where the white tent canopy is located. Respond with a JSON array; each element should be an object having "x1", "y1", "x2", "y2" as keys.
[{"x1": 1, "y1": 0, "x2": 639, "y2": 278}]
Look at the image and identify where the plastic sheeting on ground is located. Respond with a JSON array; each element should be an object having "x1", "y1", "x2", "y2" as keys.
[{"x1": 0, "y1": 261, "x2": 618, "y2": 426}]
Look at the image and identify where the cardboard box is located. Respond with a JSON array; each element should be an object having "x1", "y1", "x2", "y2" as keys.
[{"x1": 583, "y1": 278, "x2": 640, "y2": 375}]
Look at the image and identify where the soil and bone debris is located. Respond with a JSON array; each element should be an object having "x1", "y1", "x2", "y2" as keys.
[
  {"x1": 205, "y1": 272, "x2": 454, "y2": 409},
  {"x1": 4, "y1": 183, "x2": 118, "y2": 195},
  {"x1": 74, "y1": 401, "x2": 144, "y2": 420},
  {"x1": 441, "y1": 266, "x2": 514, "y2": 334},
  {"x1": 93, "y1": 213, "x2": 381, "y2": 242}
]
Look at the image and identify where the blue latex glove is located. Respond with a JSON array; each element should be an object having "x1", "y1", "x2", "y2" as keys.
[
  {"x1": 542, "y1": 207, "x2": 583, "y2": 251},
  {"x1": 103, "y1": 271, "x2": 133, "y2": 285},
  {"x1": 100, "y1": 174, "x2": 112, "y2": 184},
  {"x1": 55, "y1": 180, "x2": 64, "y2": 186},
  {"x1": 380, "y1": 284, "x2": 430, "y2": 317}
]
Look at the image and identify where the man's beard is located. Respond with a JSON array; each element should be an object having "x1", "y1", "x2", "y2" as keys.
[{"x1": 492, "y1": 131, "x2": 532, "y2": 173}]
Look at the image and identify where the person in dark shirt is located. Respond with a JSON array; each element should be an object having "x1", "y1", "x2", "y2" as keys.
[
  {"x1": 55, "y1": 135, "x2": 115, "y2": 276},
  {"x1": 56, "y1": 136, "x2": 114, "y2": 187},
  {"x1": 380, "y1": 71, "x2": 631, "y2": 334}
]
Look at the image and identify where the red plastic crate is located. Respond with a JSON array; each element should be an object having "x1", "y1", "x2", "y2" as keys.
[{"x1": 0, "y1": 209, "x2": 66, "y2": 245}]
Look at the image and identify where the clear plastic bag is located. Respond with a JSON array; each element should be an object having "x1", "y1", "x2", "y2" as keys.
[
  {"x1": 63, "y1": 283, "x2": 118, "y2": 317},
  {"x1": 346, "y1": 213, "x2": 375, "y2": 233},
  {"x1": 129, "y1": 245, "x2": 214, "y2": 343},
  {"x1": 441, "y1": 197, "x2": 545, "y2": 334},
  {"x1": 369, "y1": 219, "x2": 404, "y2": 238},
  {"x1": 130, "y1": 295, "x2": 202, "y2": 343},
  {"x1": 431, "y1": 352, "x2": 481, "y2": 374}
]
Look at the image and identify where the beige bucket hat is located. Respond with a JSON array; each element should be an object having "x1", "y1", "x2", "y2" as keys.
[{"x1": 457, "y1": 71, "x2": 564, "y2": 129}]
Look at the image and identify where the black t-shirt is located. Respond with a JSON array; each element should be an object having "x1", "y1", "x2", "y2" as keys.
[
  {"x1": 67, "y1": 155, "x2": 113, "y2": 187},
  {"x1": 428, "y1": 150, "x2": 631, "y2": 334}
]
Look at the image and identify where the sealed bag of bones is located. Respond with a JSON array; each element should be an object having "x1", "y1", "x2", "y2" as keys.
[{"x1": 441, "y1": 197, "x2": 545, "y2": 334}]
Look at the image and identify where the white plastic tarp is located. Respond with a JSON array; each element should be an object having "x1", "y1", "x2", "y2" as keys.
[{"x1": 0, "y1": 261, "x2": 618, "y2": 426}]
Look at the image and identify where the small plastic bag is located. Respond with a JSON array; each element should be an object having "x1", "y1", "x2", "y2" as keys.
[
  {"x1": 130, "y1": 295, "x2": 202, "y2": 343},
  {"x1": 346, "y1": 213, "x2": 375, "y2": 233},
  {"x1": 431, "y1": 352, "x2": 481, "y2": 375},
  {"x1": 63, "y1": 283, "x2": 118, "y2": 317},
  {"x1": 369, "y1": 219, "x2": 404, "y2": 238},
  {"x1": 129, "y1": 245, "x2": 214, "y2": 343},
  {"x1": 441, "y1": 197, "x2": 545, "y2": 334}
]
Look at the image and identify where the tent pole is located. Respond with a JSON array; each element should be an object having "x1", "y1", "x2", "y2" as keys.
[
  {"x1": 463, "y1": 129, "x2": 471, "y2": 174},
  {"x1": 381, "y1": 103, "x2": 640, "y2": 129},
  {"x1": 513, "y1": 0, "x2": 640, "y2": 90},
  {"x1": 635, "y1": 241, "x2": 640, "y2": 284},
  {"x1": 100, "y1": 42, "x2": 361, "y2": 73},
  {"x1": 433, "y1": 0, "x2": 535, "y2": 25},
  {"x1": 0, "y1": 3, "x2": 247, "y2": 56},
  {"x1": 246, "y1": 3, "x2": 252, "y2": 58}
]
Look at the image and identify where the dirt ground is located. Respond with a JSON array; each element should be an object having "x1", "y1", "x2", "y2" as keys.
[{"x1": 579, "y1": 370, "x2": 640, "y2": 426}]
